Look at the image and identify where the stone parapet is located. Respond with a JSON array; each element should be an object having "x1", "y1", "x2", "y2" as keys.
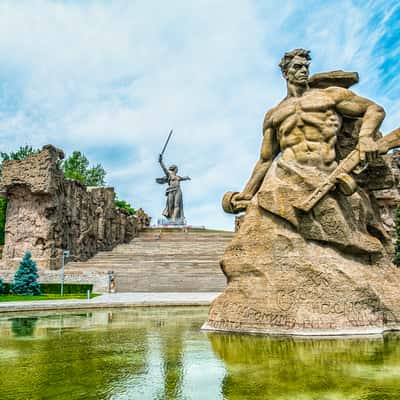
[{"x1": 0, "y1": 145, "x2": 149, "y2": 270}]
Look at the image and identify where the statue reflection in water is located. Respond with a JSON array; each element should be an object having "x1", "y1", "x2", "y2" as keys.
[{"x1": 207, "y1": 332, "x2": 400, "y2": 398}]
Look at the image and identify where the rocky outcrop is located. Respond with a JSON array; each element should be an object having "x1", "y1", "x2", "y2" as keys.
[
  {"x1": 0, "y1": 145, "x2": 150, "y2": 270},
  {"x1": 203, "y1": 203, "x2": 400, "y2": 336}
]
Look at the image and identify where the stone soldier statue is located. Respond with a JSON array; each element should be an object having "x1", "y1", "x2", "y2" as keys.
[
  {"x1": 156, "y1": 131, "x2": 191, "y2": 224},
  {"x1": 224, "y1": 48, "x2": 392, "y2": 256},
  {"x1": 203, "y1": 49, "x2": 400, "y2": 336}
]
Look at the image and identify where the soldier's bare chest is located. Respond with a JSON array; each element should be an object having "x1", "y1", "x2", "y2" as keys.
[{"x1": 271, "y1": 90, "x2": 336, "y2": 127}]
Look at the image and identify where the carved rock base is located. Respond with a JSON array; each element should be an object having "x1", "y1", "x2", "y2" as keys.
[{"x1": 203, "y1": 204, "x2": 400, "y2": 336}]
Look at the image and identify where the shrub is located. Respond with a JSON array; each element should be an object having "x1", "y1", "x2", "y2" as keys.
[
  {"x1": 12, "y1": 252, "x2": 41, "y2": 295},
  {"x1": 1, "y1": 282, "x2": 11, "y2": 294},
  {"x1": 0, "y1": 282, "x2": 93, "y2": 296},
  {"x1": 39, "y1": 283, "x2": 93, "y2": 294},
  {"x1": 0, "y1": 277, "x2": 3, "y2": 295}
]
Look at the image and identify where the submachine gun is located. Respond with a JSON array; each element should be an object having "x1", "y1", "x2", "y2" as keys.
[{"x1": 295, "y1": 127, "x2": 400, "y2": 213}]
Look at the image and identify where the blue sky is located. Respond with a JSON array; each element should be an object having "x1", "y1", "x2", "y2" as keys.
[{"x1": 0, "y1": 0, "x2": 399, "y2": 230}]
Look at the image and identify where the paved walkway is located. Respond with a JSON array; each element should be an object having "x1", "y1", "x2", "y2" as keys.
[{"x1": 0, "y1": 292, "x2": 221, "y2": 313}]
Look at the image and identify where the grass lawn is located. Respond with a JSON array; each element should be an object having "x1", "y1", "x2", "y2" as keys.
[{"x1": 0, "y1": 293, "x2": 100, "y2": 302}]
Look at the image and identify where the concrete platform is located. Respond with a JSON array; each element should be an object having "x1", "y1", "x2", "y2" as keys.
[{"x1": 0, "y1": 292, "x2": 220, "y2": 313}]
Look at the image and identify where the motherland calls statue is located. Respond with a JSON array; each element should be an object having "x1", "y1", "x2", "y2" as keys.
[
  {"x1": 203, "y1": 49, "x2": 400, "y2": 336},
  {"x1": 156, "y1": 130, "x2": 191, "y2": 225}
]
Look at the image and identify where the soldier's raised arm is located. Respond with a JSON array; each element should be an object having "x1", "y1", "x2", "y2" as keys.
[{"x1": 328, "y1": 87, "x2": 386, "y2": 162}]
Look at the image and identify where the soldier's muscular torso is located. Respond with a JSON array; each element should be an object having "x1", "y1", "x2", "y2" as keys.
[{"x1": 269, "y1": 88, "x2": 342, "y2": 171}]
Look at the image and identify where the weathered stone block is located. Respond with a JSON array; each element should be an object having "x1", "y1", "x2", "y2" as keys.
[{"x1": 203, "y1": 204, "x2": 400, "y2": 335}]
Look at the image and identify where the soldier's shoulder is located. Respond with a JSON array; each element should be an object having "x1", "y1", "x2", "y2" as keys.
[
  {"x1": 322, "y1": 85, "x2": 353, "y2": 97},
  {"x1": 263, "y1": 105, "x2": 280, "y2": 128},
  {"x1": 265, "y1": 97, "x2": 292, "y2": 117},
  {"x1": 264, "y1": 106, "x2": 276, "y2": 119}
]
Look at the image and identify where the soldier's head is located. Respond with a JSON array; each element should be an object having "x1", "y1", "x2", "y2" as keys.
[
  {"x1": 279, "y1": 49, "x2": 311, "y2": 86},
  {"x1": 169, "y1": 165, "x2": 178, "y2": 174}
]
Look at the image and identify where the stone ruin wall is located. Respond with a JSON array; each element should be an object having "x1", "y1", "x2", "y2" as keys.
[{"x1": 0, "y1": 145, "x2": 150, "y2": 270}]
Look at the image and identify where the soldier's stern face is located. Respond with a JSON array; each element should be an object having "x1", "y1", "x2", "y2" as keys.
[{"x1": 286, "y1": 56, "x2": 309, "y2": 85}]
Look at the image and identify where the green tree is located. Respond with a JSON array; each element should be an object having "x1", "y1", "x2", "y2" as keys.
[
  {"x1": 395, "y1": 204, "x2": 400, "y2": 266},
  {"x1": 115, "y1": 198, "x2": 136, "y2": 215},
  {"x1": 62, "y1": 151, "x2": 106, "y2": 186},
  {"x1": 12, "y1": 252, "x2": 41, "y2": 295},
  {"x1": 0, "y1": 277, "x2": 4, "y2": 295},
  {"x1": 62, "y1": 151, "x2": 88, "y2": 183},
  {"x1": 86, "y1": 164, "x2": 106, "y2": 186}
]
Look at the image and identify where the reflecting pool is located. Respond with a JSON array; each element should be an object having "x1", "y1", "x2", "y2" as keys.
[{"x1": 0, "y1": 307, "x2": 400, "y2": 399}]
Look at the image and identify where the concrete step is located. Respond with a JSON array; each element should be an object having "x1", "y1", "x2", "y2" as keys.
[{"x1": 64, "y1": 229, "x2": 233, "y2": 292}]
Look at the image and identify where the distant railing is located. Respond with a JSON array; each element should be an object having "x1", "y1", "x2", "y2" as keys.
[{"x1": 146, "y1": 225, "x2": 206, "y2": 230}]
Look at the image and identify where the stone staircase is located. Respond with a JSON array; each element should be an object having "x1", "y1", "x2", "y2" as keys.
[{"x1": 64, "y1": 229, "x2": 233, "y2": 292}]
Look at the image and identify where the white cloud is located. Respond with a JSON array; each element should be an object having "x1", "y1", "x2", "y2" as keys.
[{"x1": 0, "y1": 0, "x2": 398, "y2": 229}]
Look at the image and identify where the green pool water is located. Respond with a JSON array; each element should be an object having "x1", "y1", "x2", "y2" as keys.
[{"x1": 0, "y1": 307, "x2": 400, "y2": 399}]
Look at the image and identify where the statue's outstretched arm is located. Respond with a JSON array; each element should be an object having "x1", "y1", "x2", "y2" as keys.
[
  {"x1": 180, "y1": 176, "x2": 191, "y2": 181},
  {"x1": 158, "y1": 154, "x2": 169, "y2": 177}
]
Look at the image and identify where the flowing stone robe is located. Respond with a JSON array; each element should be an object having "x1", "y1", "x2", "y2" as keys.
[{"x1": 158, "y1": 175, "x2": 185, "y2": 221}]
